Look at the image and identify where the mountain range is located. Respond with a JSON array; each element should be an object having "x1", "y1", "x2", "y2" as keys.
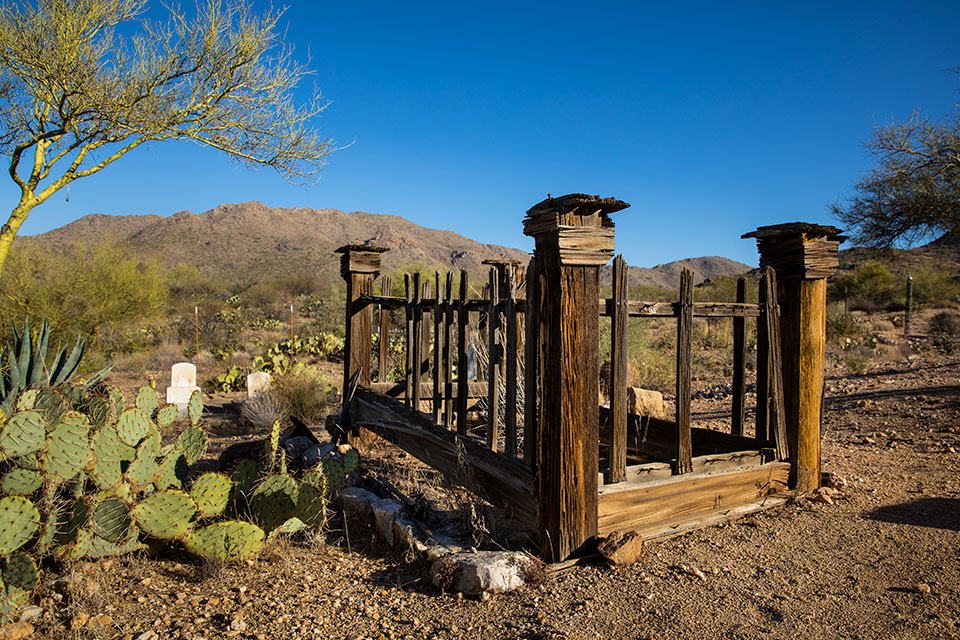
[{"x1": 25, "y1": 202, "x2": 752, "y2": 289}]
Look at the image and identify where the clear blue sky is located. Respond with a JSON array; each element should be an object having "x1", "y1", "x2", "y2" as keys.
[{"x1": 12, "y1": 0, "x2": 960, "y2": 267}]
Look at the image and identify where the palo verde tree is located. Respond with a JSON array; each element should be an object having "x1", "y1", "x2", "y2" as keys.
[
  {"x1": 0, "y1": 0, "x2": 332, "y2": 270},
  {"x1": 831, "y1": 71, "x2": 960, "y2": 246}
]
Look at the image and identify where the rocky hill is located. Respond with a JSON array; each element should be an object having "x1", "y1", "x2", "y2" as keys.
[{"x1": 26, "y1": 202, "x2": 752, "y2": 287}]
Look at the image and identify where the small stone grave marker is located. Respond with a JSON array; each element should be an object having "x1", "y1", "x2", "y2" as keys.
[{"x1": 247, "y1": 372, "x2": 271, "y2": 398}]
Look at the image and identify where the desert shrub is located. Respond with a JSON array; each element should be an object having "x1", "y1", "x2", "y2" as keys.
[
  {"x1": 910, "y1": 267, "x2": 960, "y2": 307},
  {"x1": 694, "y1": 274, "x2": 757, "y2": 303},
  {"x1": 829, "y1": 262, "x2": 897, "y2": 311},
  {"x1": 241, "y1": 391, "x2": 291, "y2": 431},
  {"x1": 929, "y1": 311, "x2": 960, "y2": 353},
  {"x1": 273, "y1": 364, "x2": 339, "y2": 424},
  {"x1": 0, "y1": 239, "x2": 168, "y2": 351},
  {"x1": 826, "y1": 311, "x2": 864, "y2": 343},
  {"x1": 841, "y1": 347, "x2": 873, "y2": 373}
]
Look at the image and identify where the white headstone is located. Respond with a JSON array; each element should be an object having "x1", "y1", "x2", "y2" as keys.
[
  {"x1": 170, "y1": 362, "x2": 197, "y2": 388},
  {"x1": 167, "y1": 362, "x2": 201, "y2": 417},
  {"x1": 247, "y1": 372, "x2": 271, "y2": 398}
]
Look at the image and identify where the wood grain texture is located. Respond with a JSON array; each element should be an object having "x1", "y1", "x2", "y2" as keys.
[
  {"x1": 523, "y1": 258, "x2": 539, "y2": 468},
  {"x1": 487, "y1": 268, "x2": 500, "y2": 450},
  {"x1": 731, "y1": 277, "x2": 747, "y2": 436},
  {"x1": 433, "y1": 272, "x2": 443, "y2": 424},
  {"x1": 600, "y1": 300, "x2": 761, "y2": 318},
  {"x1": 504, "y1": 265, "x2": 519, "y2": 458},
  {"x1": 597, "y1": 462, "x2": 790, "y2": 537},
  {"x1": 457, "y1": 271, "x2": 470, "y2": 435},
  {"x1": 350, "y1": 386, "x2": 537, "y2": 528},
  {"x1": 609, "y1": 254, "x2": 628, "y2": 483},
  {"x1": 443, "y1": 272, "x2": 455, "y2": 429},
  {"x1": 762, "y1": 268, "x2": 789, "y2": 462},
  {"x1": 378, "y1": 275, "x2": 392, "y2": 383},
  {"x1": 404, "y1": 274, "x2": 413, "y2": 407},
  {"x1": 755, "y1": 276, "x2": 770, "y2": 441},
  {"x1": 675, "y1": 269, "x2": 693, "y2": 475},
  {"x1": 411, "y1": 273, "x2": 423, "y2": 409}
]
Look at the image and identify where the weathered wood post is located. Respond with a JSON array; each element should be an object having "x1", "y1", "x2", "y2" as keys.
[
  {"x1": 742, "y1": 224, "x2": 844, "y2": 492},
  {"x1": 524, "y1": 193, "x2": 629, "y2": 560},
  {"x1": 336, "y1": 244, "x2": 389, "y2": 394}
]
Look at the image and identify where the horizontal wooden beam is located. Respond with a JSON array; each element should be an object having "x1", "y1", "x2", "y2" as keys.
[
  {"x1": 349, "y1": 386, "x2": 538, "y2": 529},
  {"x1": 368, "y1": 380, "x2": 487, "y2": 399},
  {"x1": 600, "y1": 299, "x2": 762, "y2": 318},
  {"x1": 356, "y1": 295, "x2": 528, "y2": 314},
  {"x1": 596, "y1": 462, "x2": 789, "y2": 537}
]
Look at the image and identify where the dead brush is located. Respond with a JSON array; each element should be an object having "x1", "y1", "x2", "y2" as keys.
[{"x1": 240, "y1": 391, "x2": 290, "y2": 431}]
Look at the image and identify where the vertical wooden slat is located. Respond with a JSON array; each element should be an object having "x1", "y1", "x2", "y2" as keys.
[
  {"x1": 756, "y1": 274, "x2": 770, "y2": 441},
  {"x1": 421, "y1": 280, "x2": 432, "y2": 382},
  {"x1": 433, "y1": 272, "x2": 442, "y2": 424},
  {"x1": 404, "y1": 274, "x2": 413, "y2": 408},
  {"x1": 763, "y1": 267, "x2": 789, "y2": 461},
  {"x1": 443, "y1": 271, "x2": 455, "y2": 428},
  {"x1": 675, "y1": 268, "x2": 693, "y2": 475},
  {"x1": 504, "y1": 265, "x2": 519, "y2": 459},
  {"x1": 522, "y1": 258, "x2": 539, "y2": 467},
  {"x1": 456, "y1": 271, "x2": 470, "y2": 435},
  {"x1": 609, "y1": 254, "x2": 628, "y2": 483},
  {"x1": 378, "y1": 275, "x2": 392, "y2": 382},
  {"x1": 731, "y1": 276, "x2": 747, "y2": 436},
  {"x1": 478, "y1": 284, "x2": 489, "y2": 383},
  {"x1": 412, "y1": 273, "x2": 423, "y2": 411},
  {"x1": 486, "y1": 268, "x2": 500, "y2": 450}
]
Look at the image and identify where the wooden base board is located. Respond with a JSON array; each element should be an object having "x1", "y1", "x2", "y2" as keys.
[{"x1": 597, "y1": 462, "x2": 789, "y2": 537}]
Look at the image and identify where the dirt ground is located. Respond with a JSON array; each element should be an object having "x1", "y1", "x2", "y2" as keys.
[{"x1": 20, "y1": 348, "x2": 960, "y2": 640}]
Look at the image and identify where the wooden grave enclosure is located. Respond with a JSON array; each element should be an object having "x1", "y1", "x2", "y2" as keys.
[{"x1": 339, "y1": 195, "x2": 842, "y2": 561}]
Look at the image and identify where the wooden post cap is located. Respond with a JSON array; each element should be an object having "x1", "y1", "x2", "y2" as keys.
[
  {"x1": 742, "y1": 222, "x2": 845, "y2": 279},
  {"x1": 335, "y1": 244, "x2": 389, "y2": 277},
  {"x1": 523, "y1": 193, "x2": 630, "y2": 266}
]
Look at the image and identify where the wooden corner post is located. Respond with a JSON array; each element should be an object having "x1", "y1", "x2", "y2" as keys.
[
  {"x1": 336, "y1": 245, "x2": 389, "y2": 395},
  {"x1": 524, "y1": 193, "x2": 630, "y2": 560},
  {"x1": 742, "y1": 223, "x2": 844, "y2": 493}
]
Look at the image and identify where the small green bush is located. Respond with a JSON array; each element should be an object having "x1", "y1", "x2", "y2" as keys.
[{"x1": 273, "y1": 365, "x2": 338, "y2": 424}]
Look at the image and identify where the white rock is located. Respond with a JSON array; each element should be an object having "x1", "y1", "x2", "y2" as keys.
[
  {"x1": 627, "y1": 387, "x2": 665, "y2": 419},
  {"x1": 431, "y1": 552, "x2": 544, "y2": 595}
]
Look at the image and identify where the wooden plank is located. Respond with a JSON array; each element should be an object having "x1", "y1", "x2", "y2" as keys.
[
  {"x1": 675, "y1": 269, "x2": 693, "y2": 475},
  {"x1": 600, "y1": 300, "x2": 762, "y2": 318},
  {"x1": 378, "y1": 275, "x2": 392, "y2": 383},
  {"x1": 370, "y1": 380, "x2": 486, "y2": 398},
  {"x1": 504, "y1": 265, "x2": 518, "y2": 459},
  {"x1": 433, "y1": 272, "x2": 442, "y2": 424},
  {"x1": 457, "y1": 271, "x2": 470, "y2": 435},
  {"x1": 486, "y1": 268, "x2": 500, "y2": 450},
  {"x1": 404, "y1": 274, "x2": 413, "y2": 408},
  {"x1": 600, "y1": 449, "x2": 773, "y2": 489},
  {"x1": 523, "y1": 258, "x2": 539, "y2": 467},
  {"x1": 596, "y1": 462, "x2": 790, "y2": 536},
  {"x1": 763, "y1": 267, "x2": 789, "y2": 462},
  {"x1": 411, "y1": 273, "x2": 423, "y2": 410},
  {"x1": 731, "y1": 277, "x2": 747, "y2": 436},
  {"x1": 443, "y1": 271, "x2": 455, "y2": 428},
  {"x1": 639, "y1": 495, "x2": 789, "y2": 542},
  {"x1": 609, "y1": 254, "x2": 628, "y2": 483},
  {"x1": 350, "y1": 386, "x2": 537, "y2": 529},
  {"x1": 756, "y1": 275, "x2": 770, "y2": 441}
]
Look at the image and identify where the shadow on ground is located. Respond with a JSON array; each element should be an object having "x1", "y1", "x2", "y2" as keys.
[{"x1": 867, "y1": 497, "x2": 960, "y2": 531}]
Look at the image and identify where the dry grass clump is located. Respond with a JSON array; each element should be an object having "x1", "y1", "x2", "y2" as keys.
[
  {"x1": 272, "y1": 365, "x2": 338, "y2": 425},
  {"x1": 241, "y1": 391, "x2": 291, "y2": 431}
]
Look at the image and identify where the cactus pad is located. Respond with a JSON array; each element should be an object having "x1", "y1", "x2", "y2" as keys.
[
  {"x1": 86, "y1": 394, "x2": 115, "y2": 430},
  {"x1": 156, "y1": 404, "x2": 178, "y2": 428},
  {"x1": 107, "y1": 386, "x2": 125, "y2": 414},
  {"x1": 126, "y1": 433, "x2": 161, "y2": 489},
  {"x1": 318, "y1": 459, "x2": 346, "y2": 495},
  {"x1": 0, "y1": 496, "x2": 40, "y2": 554},
  {"x1": 188, "y1": 390, "x2": 203, "y2": 426},
  {"x1": 13, "y1": 390, "x2": 37, "y2": 411},
  {"x1": 91, "y1": 496, "x2": 133, "y2": 544},
  {"x1": 189, "y1": 473, "x2": 232, "y2": 518},
  {"x1": 35, "y1": 389, "x2": 69, "y2": 425},
  {"x1": 175, "y1": 425, "x2": 207, "y2": 467},
  {"x1": 0, "y1": 410, "x2": 46, "y2": 459},
  {"x1": 89, "y1": 425, "x2": 136, "y2": 490},
  {"x1": 70, "y1": 525, "x2": 141, "y2": 559},
  {"x1": 0, "y1": 468, "x2": 41, "y2": 496},
  {"x1": 1, "y1": 552, "x2": 39, "y2": 603},
  {"x1": 250, "y1": 474, "x2": 298, "y2": 533},
  {"x1": 182, "y1": 520, "x2": 265, "y2": 562},
  {"x1": 296, "y1": 480, "x2": 327, "y2": 528},
  {"x1": 44, "y1": 412, "x2": 90, "y2": 484},
  {"x1": 132, "y1": 490, "x2": 196, "y2": 539},
  {"x1": 341, "y1": 447, "x2": 359, "y2": 473},
  {"x1": 135, "y1": 385, "x2": 159, "y2": 416},
  {"x1": 116, "y1": 408, "x2": 152, "y2": 447},
  {"x1": 154, "y1": 452, "x2": 189, "y2": 491},
  {"x1": 55, "y1": 499, "x2": 89, "y2": 546}
]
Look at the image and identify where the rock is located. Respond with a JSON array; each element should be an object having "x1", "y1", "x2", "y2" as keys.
[
  {"x1": 627, "y1": 387, "x2": 665, "y2": 419},
  {"x1": 0, "y1": 622, "x2": 33, "y2": 640},
  {"x1": 17, "y1": 607, "x2": 42, "y2": 623},
  {"x1": 597, "y1": 530, "x2": 643, "y2": 566},
  {"x1": 88, "y1": 615, "x2": 114, "y2": 628},
  {"x1": 70, "y1": 612, "x2": 89, "y2": 630},
  {"x1": 913, "y1": 582, "x2": 932, "y2": 594},
  {"x1": 431, "y1": 552, "x2": 544, "y2": 596}
]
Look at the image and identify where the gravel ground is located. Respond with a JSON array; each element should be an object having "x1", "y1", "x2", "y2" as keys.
[{"x1": 19, "y1": 353, "x2": 960, "y2": 640}]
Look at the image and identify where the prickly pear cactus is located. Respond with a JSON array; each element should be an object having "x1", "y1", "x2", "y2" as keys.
[
  {"x1": 250, "y1": 474, "x2": 298, "y2": 534},
  {"x1": 13, "y1": 390, "x2": 37, "y2": 412},
  {"x1": 318, "y1": 459, "x2": 346, "y2": 495},
  {"x1": 0, "y1": 552, "x2": 39, "y2": 616},
  {"x1": 182, "y1": 520, "x2": 265, "y2": 562},
  {"x1": 175, "y1": 426, "x2": 207, "y2": 467},
  {"x1": 88, "y1": 425, "x2": 136, "y2": 490},
  {"x1": 154, "y1": 452, "x2": 189, "y2": 491},
  {"x1": 190, "y1": 473, "x2": 232, "y2": 519},
  {"x1": 116, "y1": 408, "x2": 152, "y2": 447},
  {"x1": 135, "y1": 385, "x2": 159, "y2": 416},
  {"x1": 0, "y1": 469, "x2": 41, "y2": 497},
  {"x1": 156, "y1": 404, "x2": 178, "y2": 428},
  {"x1": 132, "y1": 490, "x2": 197, "y2": 539},
  {"x1": 0, "y1": 410, "x2": 45, "y2": 459},
  {"x1": 188, "y1": 390, "x2": 203, "y2": 427},
  {"x1": 296, "y1": 471, "x2": 328, "y2": 528},
  {"x1": 43, "y1": 411, "x2": 90, "y2": 484},
  {"x1": 90, "y1": 496, "x2": 133, "y2": 544},
  {"x1": 341, "y1": 447, "x2": 359, "y2": 474},
  {"x1": 0, "y1": 496, "x2": 40, "y2": 554}
]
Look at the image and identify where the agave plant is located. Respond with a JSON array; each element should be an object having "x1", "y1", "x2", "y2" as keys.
[{"x1": 0, "y1": 317, "x2": 109, "y2": 412}]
